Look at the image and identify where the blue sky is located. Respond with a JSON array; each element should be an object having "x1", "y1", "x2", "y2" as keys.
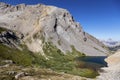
[{"x1": 0, "y1": 0, "x2": 120, "y2": 40}]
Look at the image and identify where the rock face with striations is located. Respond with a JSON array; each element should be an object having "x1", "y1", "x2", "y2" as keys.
[{"x1": 0, "y1": 2, "x2": 109, "y2": 57}]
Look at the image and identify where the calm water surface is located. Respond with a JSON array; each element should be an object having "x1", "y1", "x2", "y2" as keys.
[{"x1": 76, "y1": 56, "x2": 107, "y2": 70}]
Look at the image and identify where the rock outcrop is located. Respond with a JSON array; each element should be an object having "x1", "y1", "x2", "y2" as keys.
[
  {"x1": 0, "y1": 30, "x2": 22, "y2": 49},
  {"x1": 0, "y1": 2, "x2": 109, "y2": 57},
  {"x1": 97, "y1": 50, "x2": 120, "y2": 80}
]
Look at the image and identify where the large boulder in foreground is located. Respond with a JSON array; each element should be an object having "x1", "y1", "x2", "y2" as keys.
[{"x1": 97, "y1": 51, "x2": 120, "y2": 80}]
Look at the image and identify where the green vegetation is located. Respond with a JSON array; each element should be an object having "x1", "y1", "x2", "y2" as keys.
[
  {"x1": 94, "y1": 47, "x2": 99, "y2": 50},
  {"x1": 68, "y1": 45, "x2": 86, "y2": 57},
  {"x1": 0, "y1": 27, "x2": 7, "y2": 33},
  {"x1": 68, "y1": 68, "x2": 98, "y2": 78},
  {"x1": 32, "y1": 42, "x2": 98, "y2": 78},
  {"x1": 0, "y1": 64, "x2": 61, "y2": 80},
  {"x1": 0, "y1": 41, "x2": 98, "y2": 78},
  {"x1": 0, "y1": 75, "x2": 14, "y2": 80},
  {"x1": 94, "y1": 47, "x2": 104, "y2": 53},
  {"x1": 0, "y1": 44, "x2": 33, "y2": 66},
  {"x1": 57, "y1": 40, "x2": 61, "y2": 45}
]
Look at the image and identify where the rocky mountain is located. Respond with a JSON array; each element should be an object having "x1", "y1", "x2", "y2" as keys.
[
  {"x1": 101, "y1": 39, "x2": 120, "y2": 51},
  {"x1": 0, "y1": 2, "x2": 109, "y2": 56},
  {"x1": 0, "y1": 2, "x2": 110, "y2": 79}
]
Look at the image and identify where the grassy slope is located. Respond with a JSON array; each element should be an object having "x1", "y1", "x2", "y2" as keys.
[
  {"x1": 0, "y1": 27, "x2": 8, "y2": 33},
  {"x1": 0, "y1": 44, "x2": 33, "y2": 66},
  {"x1": 36, "y1": 42, "x2": 98, "y2": 78},
  {"x1": 0, "y1": 41, "x2": 98, "y2": 78}
]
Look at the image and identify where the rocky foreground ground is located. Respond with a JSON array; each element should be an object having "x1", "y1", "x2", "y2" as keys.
[
  {"x1": 1, "y1": 53, "x2": 120, "y2": 80},
  {"x1": 0, "y1": 61, "x2": 92, "y2": 80}
]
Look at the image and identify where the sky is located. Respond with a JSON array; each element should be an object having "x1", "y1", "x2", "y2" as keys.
[{"x1": 0, "y1": 0, "x2": 120, "y2": 40}]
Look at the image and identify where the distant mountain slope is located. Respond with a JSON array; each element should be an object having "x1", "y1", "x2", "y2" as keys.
[{"x1": 101, "y1": 39, "x2": 120, "y2": 51}]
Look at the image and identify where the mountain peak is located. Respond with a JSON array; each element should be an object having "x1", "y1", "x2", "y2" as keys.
[{"x1": 0, "y1": 3, "x2": 109, "y2": 57}]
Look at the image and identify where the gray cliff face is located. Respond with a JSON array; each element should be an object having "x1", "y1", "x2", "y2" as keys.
[{"x1": 0, "y1": 3, "x2": 109, "y2": 56}]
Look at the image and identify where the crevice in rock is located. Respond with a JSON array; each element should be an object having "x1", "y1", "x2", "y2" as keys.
[
  {"x1": 83, "y1": 37, "x2": 87, "y2": 42},
  {"x1": 83, "y1": 32, "x2": 85, "y2": 36},
  {"x1": 65, "y1": 26, "x2": 70, "y2": 31},
  {"x1": 54, "y1": 18, "x2": 57, "y2": 32},
  {"x1": 63, "y1": 13, "x2": 66, "y2": 17},
  {"x1": 53, "y1": 18, "x2": 61, "y2": 40},
  {"x1": 71, "y1": 16, "x2": 75, "y2": 22}
]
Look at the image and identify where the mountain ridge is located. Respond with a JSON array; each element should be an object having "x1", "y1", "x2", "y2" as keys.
[
  {"x1": 101, "y1": 39, "x2": 120, "y2": 51},
  {"x1": 0, "y1": 2, "x2": 109, "y2": 57}
]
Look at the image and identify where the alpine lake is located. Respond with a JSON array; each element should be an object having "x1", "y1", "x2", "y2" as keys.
[{"x1": 76, "y1": 56, "x2": 107, "y2": 71}]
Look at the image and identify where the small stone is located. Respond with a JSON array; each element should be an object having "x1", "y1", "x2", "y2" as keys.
[{"x1": 15, "y1": 72, "x2": 25, "y2": 79}]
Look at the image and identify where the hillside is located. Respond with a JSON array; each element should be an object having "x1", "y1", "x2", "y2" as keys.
[
  {"x1": 0, "y1": 2, "x2": 109, "y2": 79},
  {"x1": 0, "y1": 2, "x2": 109, "y2": 56}
]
